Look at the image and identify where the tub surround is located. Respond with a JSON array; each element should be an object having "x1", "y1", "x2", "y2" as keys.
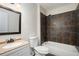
[
  {"x1": 44, "y1": 9, "x2": 79, "y2": 46},
  {"x1": 0, "y1": 38, "x2": 29, "y2": 55},
  {"x1": 40, "y1": 13, "x2": 47, "y2": 44}
]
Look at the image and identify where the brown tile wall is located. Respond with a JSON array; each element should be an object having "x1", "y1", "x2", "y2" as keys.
[
  {"x1": 40, "y1": 13, "x2": 47, "y2": 44},
  {"x1": 47, "y1": 10, "x2": 78, "y2": 45}
]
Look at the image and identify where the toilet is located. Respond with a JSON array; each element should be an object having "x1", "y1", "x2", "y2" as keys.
[
  {"x1": 29, "y1": 36, "x2": 49, "y2": 56},
  {"x1": 34, "y1": 46, "x2": 49, "y2": 56}
]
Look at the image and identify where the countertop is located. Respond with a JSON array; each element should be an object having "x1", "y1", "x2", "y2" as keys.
[{"x1": 0, "y1": 39, "x2": 29, "y2": 55}]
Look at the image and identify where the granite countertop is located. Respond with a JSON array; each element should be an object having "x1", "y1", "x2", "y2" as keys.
[{"x1": 0, "y1": 39, "x2": 29, "y2": 55}]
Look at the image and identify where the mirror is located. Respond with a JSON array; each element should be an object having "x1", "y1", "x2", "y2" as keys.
[{"x1": 0, "y1": 6, "x2": 21, "y2": 35}]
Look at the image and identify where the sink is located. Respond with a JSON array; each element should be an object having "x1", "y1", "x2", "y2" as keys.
[{"x1": 2, "y1": 42, "x2": 23, "y2": 49}]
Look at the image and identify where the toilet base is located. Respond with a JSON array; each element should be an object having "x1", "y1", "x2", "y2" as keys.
[
  {"x1": 34, "y1": 50, "x2": 46, "y2": 56},
  {"x1": 31, "y1": 46, "x2": 49, "y2": 56},
  {"x1": 34, "y1": 47, "x2": 48, "y2": 56}
]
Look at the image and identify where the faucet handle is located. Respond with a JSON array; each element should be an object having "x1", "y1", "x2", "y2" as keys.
[{"x1": 7, "y1": 38, "x2": 14, "y2": 43}]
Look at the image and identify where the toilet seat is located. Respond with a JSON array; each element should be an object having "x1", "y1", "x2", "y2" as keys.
[{"x1": 34, "y1": 46, "x2": 49, "y2": 54}]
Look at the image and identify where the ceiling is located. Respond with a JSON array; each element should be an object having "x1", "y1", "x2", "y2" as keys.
[{"x1": 40, "y1": 3, "x2": 77, "y2": 11}]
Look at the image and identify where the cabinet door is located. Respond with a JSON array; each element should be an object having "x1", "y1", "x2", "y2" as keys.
[{"x1": 1, "y1": 45, "x2": 31, "y2": 56}]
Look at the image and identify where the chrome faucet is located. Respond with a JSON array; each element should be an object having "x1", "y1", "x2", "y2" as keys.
[{"x1": 7, "y1": 38, "x2": 14, "y2": 43}]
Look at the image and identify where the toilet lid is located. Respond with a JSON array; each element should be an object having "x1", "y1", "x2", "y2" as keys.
[{"x1": 34, "y1": 46, "x2": 49, "y2": 54}]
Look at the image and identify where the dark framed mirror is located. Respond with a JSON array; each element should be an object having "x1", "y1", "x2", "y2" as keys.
[{"x1": 0, "y1": 5, "x2": 21, "y2": 35}]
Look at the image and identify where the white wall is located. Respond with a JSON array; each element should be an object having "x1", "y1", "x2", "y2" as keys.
[
  {"x1": 37, "y1": 4, "x2": 41, "y2": 44},
  {"x1": 21, "y1": 3, "x2": 37, "y2": 41},
  {"x1": 0, "y1": 3, "x2": 38, "y2": 41}
]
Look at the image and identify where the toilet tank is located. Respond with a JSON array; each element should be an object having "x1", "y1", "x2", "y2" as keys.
[{"x1": 29, "y1": 36, "x2": 39, "y2": 47}]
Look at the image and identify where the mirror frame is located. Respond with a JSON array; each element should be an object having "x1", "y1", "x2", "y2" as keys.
[{"x1": 0, "y1": 5, "x2": 21, "y2": 35}]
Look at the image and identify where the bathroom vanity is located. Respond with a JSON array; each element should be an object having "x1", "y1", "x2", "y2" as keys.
[
  {"x1": 0, "y1": 39, "x2": 31, "y2": 56},
  {"x1": 0, "y1": 5, "x2": 31, "y2": 56}
]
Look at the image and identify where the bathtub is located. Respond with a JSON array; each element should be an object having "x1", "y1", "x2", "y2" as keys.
[{"x1": 42, "y1": 41, "x2": 79, "y2": 56}]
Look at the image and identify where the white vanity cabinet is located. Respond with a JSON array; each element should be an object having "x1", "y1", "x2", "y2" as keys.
[{"x1": 1, "y1": 44, "x2": 31, "y2": 56}]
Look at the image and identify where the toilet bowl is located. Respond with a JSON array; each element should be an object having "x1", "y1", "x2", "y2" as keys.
[{"x1": 34, "y1": 46, "x2": 49, "y2": 56}]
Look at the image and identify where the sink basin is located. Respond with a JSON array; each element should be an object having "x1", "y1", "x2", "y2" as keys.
[{"x1": 2, "y1": 42, "x2": 23, "y2": 49}]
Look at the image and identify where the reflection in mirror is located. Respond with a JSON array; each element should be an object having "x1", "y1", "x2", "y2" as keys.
[{"x1": 0, "y1": 6, "x2": 21, "y2": 35}]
